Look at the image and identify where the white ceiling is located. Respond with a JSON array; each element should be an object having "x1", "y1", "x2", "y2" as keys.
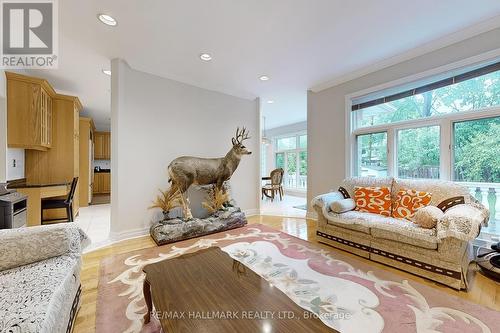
[{"x1": 26, "y1": 0, "x2": 500, "y2": 130}]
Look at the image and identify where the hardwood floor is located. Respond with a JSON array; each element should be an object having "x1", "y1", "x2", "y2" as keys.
[{"x1": 73, "y1": 215, "x2": 500, "y2": 332}]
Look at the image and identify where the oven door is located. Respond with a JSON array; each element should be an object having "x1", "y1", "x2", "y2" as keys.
[{"x1": 12, "y1": 209, "x2": 27, "y2": 228}]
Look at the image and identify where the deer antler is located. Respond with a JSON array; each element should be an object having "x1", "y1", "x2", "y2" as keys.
[{"x1": 234, "y1": 126, "x2": 251, "y2": 144}]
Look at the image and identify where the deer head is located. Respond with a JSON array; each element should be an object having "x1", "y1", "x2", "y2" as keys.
[{"x1": 231, "y1": 127, "x2": 252, "y2": 156}]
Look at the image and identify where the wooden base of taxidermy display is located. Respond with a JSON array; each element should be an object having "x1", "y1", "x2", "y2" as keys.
[{"x1": 149, "y1": 127, "x2": 251, "y2": 245}]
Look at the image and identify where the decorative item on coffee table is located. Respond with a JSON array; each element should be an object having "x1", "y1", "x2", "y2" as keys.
[{"x1": 149, "y1": 127, "x2": 251, "y2": 245}]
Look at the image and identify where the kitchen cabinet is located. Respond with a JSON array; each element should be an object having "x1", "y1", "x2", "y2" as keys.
[
  {"x1": 94, "y1": 132, "x2": 110, "y2": 159},
  {"x1": 93, "y1": 173, "x2": 111, "y2": 194},
  {"x1": 6, "y1": 72, "x2": 55, "y2": 151},
  {"x1": 25, "y1": 93, "x2": 83, "y2": 219}
]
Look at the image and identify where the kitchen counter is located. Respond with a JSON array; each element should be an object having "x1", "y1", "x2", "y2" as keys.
[
  {"x1": 8, "y1": 181, "x2": 71, "y2": 189},
  {"x1": 6, "y1": 179, "x2": 71, "y2": 226}
]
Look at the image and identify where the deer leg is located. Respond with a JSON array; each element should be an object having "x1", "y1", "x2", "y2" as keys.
[{"x1": 176, "y1": 179, "x2": 193, "y2": 220}]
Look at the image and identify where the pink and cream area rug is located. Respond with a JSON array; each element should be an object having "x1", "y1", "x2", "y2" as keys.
[{"x1": 96, "y1": 224, "x2": 500, "y2": 333}]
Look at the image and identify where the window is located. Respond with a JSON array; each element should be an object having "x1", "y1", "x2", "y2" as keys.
[
  {"x1": 397, "y1": 126, "x2": 440, "y2": 179},
  {"x1": 299, "y1": 151, "x2": 307, "y2": 189},
  {"x1": 277, "y1": 136, "x2": 296, "y2": 150},
  {"x1": 453, "y1": 116, "x2": 500, "y2": 183},
  {"x1": 349, "y1": 60, "x2": 500, "y2": 236},
  {"x1": 356, "y1": 132, "x2": 387, "y2": 177},
  {"x1": 260, "y1": 144, "x2": 267, "y2": 177},
  {"x1": 276, "y1": 152, "x2": 285, "y2": 169},
  {"x1": 353, "y1": 62, "x2": 500, "y2": 129},
  {"x1": 275, "y1": 134, "x2": 307, "y2": 189},
  {"x1": 299, "y1": 135, "x2": 307, "y2": 149}
]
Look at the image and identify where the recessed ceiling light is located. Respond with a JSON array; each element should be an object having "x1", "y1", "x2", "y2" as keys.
[
  {"x1": 97, "y1": 14, "x2": 117, "y2": 26},
  {"x1": 267, "y1": 100, "x2": 274, "y2": 104},
  {"x1": 102, "y1": 69, "x2": 111, "y2": 76},
  {"x1": 259, "y1": 75, "x2": 270, "y2": 81},
  {"x1": 199, "y1": 53, "x2": 212, "y2": 61}
]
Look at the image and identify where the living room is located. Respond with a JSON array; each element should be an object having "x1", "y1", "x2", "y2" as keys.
[{"x1": 1, "y1": 1, "x2": 500, "y2": 333}]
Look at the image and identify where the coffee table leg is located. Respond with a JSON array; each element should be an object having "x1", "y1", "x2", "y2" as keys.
[{"x1": 143, "y1": 279, "x2": 152, "y2": 324}]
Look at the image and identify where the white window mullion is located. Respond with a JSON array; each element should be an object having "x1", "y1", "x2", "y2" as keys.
[
  {"x1": 440, "y1": 119, "x2": 451, "y2": 180},
  {"x1": 387, "y1": 128, "x2": 396, "y2": 178}
]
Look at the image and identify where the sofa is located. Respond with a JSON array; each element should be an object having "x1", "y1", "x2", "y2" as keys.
[
  {"x1": 0, "y1": 224, "x2": 89, "y2": 333},
  {"x1": 312, "y1": 177, "x2": 489, "y2": 290}
]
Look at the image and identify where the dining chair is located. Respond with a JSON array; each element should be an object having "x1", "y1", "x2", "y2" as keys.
[
  {"x1": 41, "y1": 177, "x2": 79, "y2": 224},
  {"x1": 261, "y1": 168, "x2": 284, "y2": 202}
]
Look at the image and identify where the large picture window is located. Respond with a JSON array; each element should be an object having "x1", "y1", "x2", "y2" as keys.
[
  {"x1": 356, "y1": 132, "x2": 387, "y2": 177},
  {"x1": 397, "y1": 126, "x2": 440, "y2": 179},
  {"x1": 453, "y1": 116, "x2": 500, "y2": 183},
  {"x1": 349, "y1": 60, "x2": 500, "y2": 234},
  {"x1": 275, "y1": 134, "x2": 307, "y2": 189},
  {"x1": 353, "y1": 62, "x2": 500, "y2": 129}
]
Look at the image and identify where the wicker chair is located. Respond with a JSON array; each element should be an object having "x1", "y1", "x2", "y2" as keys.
[{"x1": 261, "y1": 168, "x2": 284, "y2": 202}]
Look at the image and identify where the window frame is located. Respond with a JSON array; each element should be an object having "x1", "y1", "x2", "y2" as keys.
[
  {"x1": 355, "y1": 131, "x2": 388, "y2": 178},
  {"x1": 345, "y1": 52, "x2": 500, "y2": 182},
  {"x1": 274, "y1": 132, "x2": 307, "y2": 190}
]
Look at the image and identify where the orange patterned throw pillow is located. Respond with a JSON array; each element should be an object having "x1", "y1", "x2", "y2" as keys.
[
  {"x1": 392, "y1": 189, "x2": 432, "y2": 220},
  {"x1": 354, "y1": 186, "x2": 392, "y2": 217}
]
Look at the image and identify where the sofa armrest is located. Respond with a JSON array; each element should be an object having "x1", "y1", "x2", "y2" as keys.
[
  {"x1": 0, "y1": 224, "x2": 89, "y2": 271},
  {"x1": 437, "y1": 202, "x2": 489, "y2": 242}
]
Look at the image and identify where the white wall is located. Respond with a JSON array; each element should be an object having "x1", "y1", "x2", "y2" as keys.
[
  {"x1": 6, "y1": 148, "x2": 24, "y2": 180},
  {"x1": 308, "y1": 27, "x2": 500, "y2": 213},
  {"x1": 94, "y1": 160, "x2": 110, "y2": 169},
  {"x1": 0, "y1": 70, "x2": 6, "y2": 183},
  {"x1": 110, "y1": 59, "x2": 260, "y2": 237}
]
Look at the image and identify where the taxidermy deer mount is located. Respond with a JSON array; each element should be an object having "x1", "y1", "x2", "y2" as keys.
[{"x1": 163, "y1": 127, "x2": 252, "y2": 219}]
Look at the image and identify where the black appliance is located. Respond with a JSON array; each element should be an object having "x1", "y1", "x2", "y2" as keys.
[{"x1": 476, "y1": 242, "x2": 500, "y2": 281}]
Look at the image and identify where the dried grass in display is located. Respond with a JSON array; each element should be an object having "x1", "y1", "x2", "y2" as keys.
[
  {"x1": 149, "y1": 187, "x2": 183, "y2": 213},
  {"x1": 202, "y1": 186, "x2": 230, "y2": 213}
]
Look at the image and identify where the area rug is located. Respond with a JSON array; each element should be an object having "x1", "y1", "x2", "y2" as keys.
[{"x1": 96, "y1": 224, "x2": 500, "y2": 333}]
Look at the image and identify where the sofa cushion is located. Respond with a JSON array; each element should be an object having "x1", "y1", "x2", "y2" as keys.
[
  {"x1": 369, "y1": 217, "x2": 438, "y2": 250},
  {"x1": 0, "y1": 255, "x2": 80, "y2": 333},
  {"x1": 413, "y1": 206, "x2": 444, "y2": 229},
  {"x1": 330, "y1": 198, "x2": 356, "y2": 213},
  {"x1": 340, "y1": 177, "x2": 394, "y2": 199},
  {"x1": 392, "y1": 178, "x2": 470, "y2": 207},
  {"x1": 392, "y1": 188, "x2": 432, "y2": 220},
  {"x1": 354, "y1": 186, "x2": 392, "y2": 216},
  {"x1": 324, "y1": 211, "x2": 374, "y2": 234}
]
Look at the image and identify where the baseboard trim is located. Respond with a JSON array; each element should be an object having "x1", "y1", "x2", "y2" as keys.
[
  {"x1": 109, "y1": 227, "x2": 150, "y2": 242},
  {"x1": 244, "y1": 208, "x2": 260, "y2": 217}
]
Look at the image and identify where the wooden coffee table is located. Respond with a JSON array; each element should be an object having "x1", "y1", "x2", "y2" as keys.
[{"x1": 142, "y1": 247, "x2": 336, "y2": 332}]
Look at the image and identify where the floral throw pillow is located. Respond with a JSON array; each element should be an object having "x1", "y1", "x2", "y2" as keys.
[
  {"x1": 392, "y1": 189, "x2": 432, "y2": 220},
  {"x1": 354, "y1": 186, "x2": 392, "y2": 217}
]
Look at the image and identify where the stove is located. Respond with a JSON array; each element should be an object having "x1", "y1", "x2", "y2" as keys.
[{"x1": 0, "y1": 185, "x2": 28, "y2": 229}]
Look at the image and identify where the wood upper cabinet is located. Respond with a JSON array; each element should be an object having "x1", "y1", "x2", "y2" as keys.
[
  {"x1": 94, "y1": 131, "x2": 110, "y2": 159},
  {"x1": 25, "y1": 94, "x2": 83, "y2": 215},
  {"x1": 6, "y1": 72, "x2": 56, "y2": 151}
]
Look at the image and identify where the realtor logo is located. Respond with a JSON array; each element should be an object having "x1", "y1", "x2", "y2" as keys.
[{"x1": 1, "y1": 0, "x2": 58, "y2": 68}]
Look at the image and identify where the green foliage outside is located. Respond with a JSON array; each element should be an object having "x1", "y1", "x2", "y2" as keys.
[
  {"x1": 299, "y1": 151, "x2": 307, "y2": 176},
  {"x1": 356, "y1": 70, "x2": 500, "y2": 182},
  {"x1": 276, "y1": 153, "x2": 285, "y2": 169},
  {"x1": 454, "y1": 119, "x2": 500, "y2": 183},
  {"x1": 287, "y1": 152, "x2": 297, "y2": 174}
]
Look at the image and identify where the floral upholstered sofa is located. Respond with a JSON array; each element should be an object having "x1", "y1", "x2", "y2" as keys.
[
  {"x1": 312, "y1": 177, "x2": 489, "y2": 290},
  {"x1": 0, "y1": 224, "x2": 89, "y2": 333}
]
